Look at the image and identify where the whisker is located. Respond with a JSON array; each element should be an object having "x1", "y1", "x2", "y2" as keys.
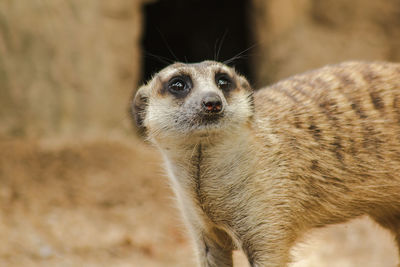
[
  {"x1": 144, "y1": 51, "x2": 174, "y2": 65},
  {"x1": 216, "y1": 29, "x2": 229, "y2": 61},
  {"x1": 156, "y1": 27, "x2": 179, "y2": 62},
  {"x1": 223, "y1": 43, "x2": 258, "y2": 66}
]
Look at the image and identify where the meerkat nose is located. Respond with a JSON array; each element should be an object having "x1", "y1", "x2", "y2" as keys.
[{"x1": 202, "y1": 93, "x2": 223, "y2": 113}]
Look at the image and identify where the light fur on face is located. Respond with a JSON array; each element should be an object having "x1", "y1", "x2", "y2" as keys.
[{"x1": 135, "y1": 61, "x2": 254, "y2": 145}]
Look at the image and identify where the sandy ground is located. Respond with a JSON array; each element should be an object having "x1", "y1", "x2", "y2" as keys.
[{"x1": 0, "y1": 135, "x2": 398, "y2": 267}]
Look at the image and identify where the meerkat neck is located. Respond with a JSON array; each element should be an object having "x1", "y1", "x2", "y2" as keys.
[
  {"x1": 160, "y1": 129, "x2": 254, "y2": 166},
  {"x1": 162, "y1": 130, "x2": 255, "y2": 187},
  {"x1": 160, "y1": 130, "x2": 257, "y2": 224}
]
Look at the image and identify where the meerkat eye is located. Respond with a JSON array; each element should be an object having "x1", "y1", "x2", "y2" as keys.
[
  {"x1": 169, "y1": 79, "x2": 185, "y2": 91},
  {"x1": 215, "y1": 73, "x2": 233, "y2": 91},
  {"x1": 167, "y1": 75, "x2": 191, "y2": 96}
]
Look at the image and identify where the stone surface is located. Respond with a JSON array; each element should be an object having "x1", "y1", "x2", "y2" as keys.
[
  {"x1": 251, "y1": 0, "x2": 400, "y2": 86},
  {"x1": 0, "y1": 0, "x2": 143, "y2": 137}
]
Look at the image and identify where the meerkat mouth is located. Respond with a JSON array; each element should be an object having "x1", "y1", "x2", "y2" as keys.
[
  {"x1": 197, "y1": 112, "x2": 225, "y2": 127},
  {"x1": 202, "y1": 113, "x2": 223, "y2": 122},
  {"x1": 182, "y1": 113, "x2": 225, "y2": 134}
]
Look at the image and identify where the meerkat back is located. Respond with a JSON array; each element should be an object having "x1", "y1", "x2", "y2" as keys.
[{"x1": 253, "y1": 61, "x2": 400, "y2": 243}]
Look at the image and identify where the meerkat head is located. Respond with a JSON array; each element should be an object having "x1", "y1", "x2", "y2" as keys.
[{"x1": 132, "y1": 61, "x2": 254, "y2": 144}]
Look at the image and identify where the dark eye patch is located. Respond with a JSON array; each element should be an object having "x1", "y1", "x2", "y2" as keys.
[
  {"x1": 215, "y1": 72, "x2": 234, "y2": 92},
  {"x1": 166, "y1": 75, "x2": 192, "y2": 97},
  {"x1": 169, "y1": 78, "x2": 185, "y2": 91}
]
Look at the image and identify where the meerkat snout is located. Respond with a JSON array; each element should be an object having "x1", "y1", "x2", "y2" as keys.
[{"x1": 201, "y1": 92, "x2": 223, "y2": 114}]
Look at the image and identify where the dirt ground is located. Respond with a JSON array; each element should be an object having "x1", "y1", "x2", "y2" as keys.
[{"x1": 0, "y1": 135, "x2": 398, "y2": 267}]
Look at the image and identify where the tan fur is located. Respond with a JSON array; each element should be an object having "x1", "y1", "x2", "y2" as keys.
[{"x1": 132, "y1": 61, "x2": 400, "y2": 266}]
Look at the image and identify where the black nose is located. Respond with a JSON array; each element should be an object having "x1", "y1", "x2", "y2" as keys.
[{"x1": 202, "y1": 93, "x2": 223, "y2": 113}]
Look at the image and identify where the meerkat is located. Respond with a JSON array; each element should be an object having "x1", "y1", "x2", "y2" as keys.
[{"x1": 132, "y1": 60, "x2": 400, "y2": 267}]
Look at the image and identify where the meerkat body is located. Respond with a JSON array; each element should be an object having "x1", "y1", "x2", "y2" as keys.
[{"x1": 133, "y1": 61, "x2": 400, "y2": 266}]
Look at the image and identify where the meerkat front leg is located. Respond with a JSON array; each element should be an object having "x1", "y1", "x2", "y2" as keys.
[
  {"x1": 242, "y1": 237, "x2": 292, "y2": 267},
  {"x1": 191, "y1": 226, "x2": 234, "y2": 267},
  {"x1": 236, "y1": 217, "x2": 294, "y2": 267}
]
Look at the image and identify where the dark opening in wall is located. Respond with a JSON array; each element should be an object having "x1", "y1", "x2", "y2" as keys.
[{"x1": 141, "y1": 0, "x2": 253, "y2": 84}]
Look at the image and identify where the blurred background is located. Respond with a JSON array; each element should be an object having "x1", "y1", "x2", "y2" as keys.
[{"x1": 0, "y1": 0, "x2": 399, "y2": 266}]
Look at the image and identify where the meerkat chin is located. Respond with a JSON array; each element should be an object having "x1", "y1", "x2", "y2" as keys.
[{"x1": 132, "y1": 60, "x2": 400, "y2": 267}]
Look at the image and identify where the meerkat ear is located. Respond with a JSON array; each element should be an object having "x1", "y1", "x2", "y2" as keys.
[
  {"x1": 237, "y1": 75, "x2": 255, "y2": 113},
  {"x1": 238, "y1": 75, "x2": 253, "y2": 92},
  {"x1": 131, "y1": 85, "x2": 149, "y2": 135}
]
